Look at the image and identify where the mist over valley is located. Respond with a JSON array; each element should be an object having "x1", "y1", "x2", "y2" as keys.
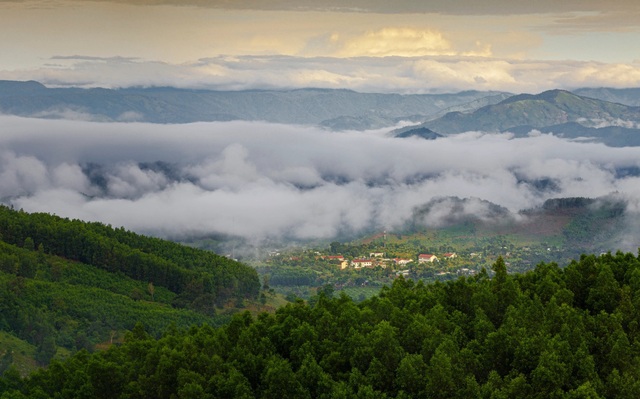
[{"x1": 2, "y1": 94, "x2": 640, "y2": 256}]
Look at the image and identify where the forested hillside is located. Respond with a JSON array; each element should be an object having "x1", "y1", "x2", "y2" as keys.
[
  {"x1": 0, "y1": 206, "x2": 260, "y2": 373},
  {"x1": 0, "y1": 206, "x2": 260, "y2": 303},
  {"x1": 2, "y1": 252, "x2": 639, "y2": 398}
]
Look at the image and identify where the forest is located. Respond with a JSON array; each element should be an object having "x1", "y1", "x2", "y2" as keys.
[
  {"x1": 0, "y1": 205, "x2": 260, "y2": 304},
  {"x1": 0, "y1": 206, "x2": 260, "y2": 373},
  {"x1": 2, "y1": 249, "x2": 639, "y2": 398}
]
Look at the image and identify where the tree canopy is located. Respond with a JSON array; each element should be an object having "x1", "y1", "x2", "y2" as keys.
[{"x1": 3, "y1": 251, "x2": 640, "y2": 398}]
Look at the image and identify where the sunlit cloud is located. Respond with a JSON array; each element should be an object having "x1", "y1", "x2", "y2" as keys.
[
  {"x1": 3, "y1": 55, "x2": 640, "y2": 94},
  {"x1": 335, "y1": 28, "x2": 457, "y2": 57}
]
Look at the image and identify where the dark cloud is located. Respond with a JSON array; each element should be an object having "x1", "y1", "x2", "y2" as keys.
[
  {"x1": 56, "y1": 0, "x2": 632, "y2": 16},
  {"x1": 2, "y1": 116, "x2": 640, "y2": 247},
  {"x1": 50, "y1": 55, "x2": 140, "y2": 62}
]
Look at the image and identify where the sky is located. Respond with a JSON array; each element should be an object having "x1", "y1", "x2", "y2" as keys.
[{"x1": 1, "y1": 0, "x2": 640, "y2": 93}]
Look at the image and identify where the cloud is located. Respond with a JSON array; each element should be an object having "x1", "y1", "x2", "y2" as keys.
[
  {"x1": 3, "y1": 55, "x2": 640, "y2": 94},
  {"x1": 335, "y1": 28, "x2": 456, "y2": 57},
  {"x1": 546, "y1": 8, "x2": 640, "y2": 33},
  {"x1": 32, "y1": 0, "x2": 632, "y2": 17},
  {"x1": 2, "y1": 116, "x2": 640, "y2": 250},
  {"x1": 34, "y1": 0, "x2": 637, "y2": 34}
]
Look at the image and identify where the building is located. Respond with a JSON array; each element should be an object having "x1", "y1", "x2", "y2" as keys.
[
  {"x1": 351, "y1": 259, "x2": 373, "y2": 269},
  {"x1": 393, "y1": 258, "x2": 413, "y2": 266},
  {"x1": 443, "y1": 252, "x2": 458, "y2": 259},
  {"x1": 418, "y1": 254, "x2": 439, "y2": 263},
  {"x1": 370, "y1": 252, "x2": 385, "y2": 258}
]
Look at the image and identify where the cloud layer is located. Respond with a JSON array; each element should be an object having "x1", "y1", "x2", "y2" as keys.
[
  {"x1": 3, "y1": 55, "x2": 640, "y2": 94},
  {"x1": 2, "y1": 116, "x2": 640, "y2": 248},
  {"x1": 2, "y1": 1, "x2": 640, "y2": 94}
]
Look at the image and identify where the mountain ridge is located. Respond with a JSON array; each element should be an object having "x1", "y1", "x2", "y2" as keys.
[
  {"x1": 394, "y1": 89, "x2": 640, "y2": 145},
  {"x1": 0, "y1": 80, "x2": 510, "y2": 128}
]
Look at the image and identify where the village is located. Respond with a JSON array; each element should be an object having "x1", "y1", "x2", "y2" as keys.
[
  {"x1": 254, "y1": 227, "x2": 578, "y2": 303},
  {"x1": 259, "y1": 230, "x2": 572, "y2": 290},
  {"x1": 319, "y1": 251, "x2": 477, "y2": 278}
]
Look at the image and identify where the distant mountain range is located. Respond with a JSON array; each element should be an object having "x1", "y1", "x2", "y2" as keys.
[
  {"x1": 0, "y1": 80, "x2": 508, "y2": 128},
  {"x1": 395, "y1": 89, "x2": 640, "y2": 146},
  {"x1": 573, "y1": 87, "x2": 640, "y2": 106},
  {"x1": 3, "y1": 80, "x2": 640, "y2": 145}
]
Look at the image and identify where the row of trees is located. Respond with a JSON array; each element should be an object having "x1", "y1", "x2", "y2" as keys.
[{"x1": 3, "y1": 251, "x2": 640, "y2": 398}]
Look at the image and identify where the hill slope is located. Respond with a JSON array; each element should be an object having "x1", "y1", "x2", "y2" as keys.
[
  {"x1": 573, "y1": 87, "x2": 640, "y2": 106},
  {"x1": 0, "y1": 206, "x2": 261, "y2": 370}
]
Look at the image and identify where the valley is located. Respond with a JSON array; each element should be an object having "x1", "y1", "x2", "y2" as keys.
[{"x1": 221, "y1": 195, "x2": 634, "y2": 301}]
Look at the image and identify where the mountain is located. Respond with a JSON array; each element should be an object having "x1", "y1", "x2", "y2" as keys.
[
  {"x1": 507, "y1": 122, "x2": 640, "y2": 147},
  {"x1": 420, "y1": 89, "x2": 640, "y2": 134},
  {"x1": 0, "y1": 80, "x2": 509, "y2": 128},
  {"x1": 573, "y1": 87, "x2": 640, "y2": 106},
  {"x1": 320, "y1": 92, "x2": 513, "y2": 130},
  {"x1": 419, "y1": 92, "x2": 513, "y2": 121},
  {"x1": 394, "y1": 126, "x2": 443, "y2": 139},
  {"x1": 391, "y1": 89, "x2": 640, "y2": 145}
]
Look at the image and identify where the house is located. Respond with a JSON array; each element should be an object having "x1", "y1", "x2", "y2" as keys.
[
  {"x1": 418, "y1": 254, "x2": 439, "y2": 263},
  {"x1": 443, "y1": 252, "x2": 457, "y2": 259},
  {"x1": 396, "y1": 270, "x2": 410, "y2": 278},
  {"x1": 339, "y1": 260, "x2": 349, "y2": 270},
  {"x1": 370, "y1": 252, "x2": 384, "y2": 258},
  {"x1": 393, "y1": 258, "x2": 413, "y2": 266},
  {"x1": 351, "y1": 259, "x2": 373, "y2": 269}
]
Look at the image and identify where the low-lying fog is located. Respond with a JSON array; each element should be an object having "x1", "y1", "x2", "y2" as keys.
[{"x1": 2, "y1": 115, "x2": 640, "y2": 249}]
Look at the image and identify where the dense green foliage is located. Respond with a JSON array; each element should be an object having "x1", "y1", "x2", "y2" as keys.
[
  {"x1": 268, "y1": 267, "x2": 317, "y2": 287},
  {"x1": 0, "y1": 237, "x2": 224, "y2": 370},
  {"x1": 0, "y1": 206, "x2": 260, "y2": 370},
  {"x1": 0, "y1": 206, "x2": 260, "y2": 304},
  {"x1": 3, "y1": 252, "x2": 640, "y2": 398}
]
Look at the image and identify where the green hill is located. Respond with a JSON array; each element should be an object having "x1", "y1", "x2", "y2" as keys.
[{"x1": 0, "y1": 206, "x2": 260, "y2": 371}]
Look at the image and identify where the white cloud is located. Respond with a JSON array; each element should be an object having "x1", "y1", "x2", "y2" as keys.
[
  {"x1": 2, "y1": 116, "x2": 640, "y2": 247},
  {"x1": 336, "y1": 28, "x2": 457, "y2": 57},
  {"x1": 0, "y1": 151, "x2": 49, "y2": 197},
  {"x1": 3, "y1": 55, "x2": 639, "y2": 94}
]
